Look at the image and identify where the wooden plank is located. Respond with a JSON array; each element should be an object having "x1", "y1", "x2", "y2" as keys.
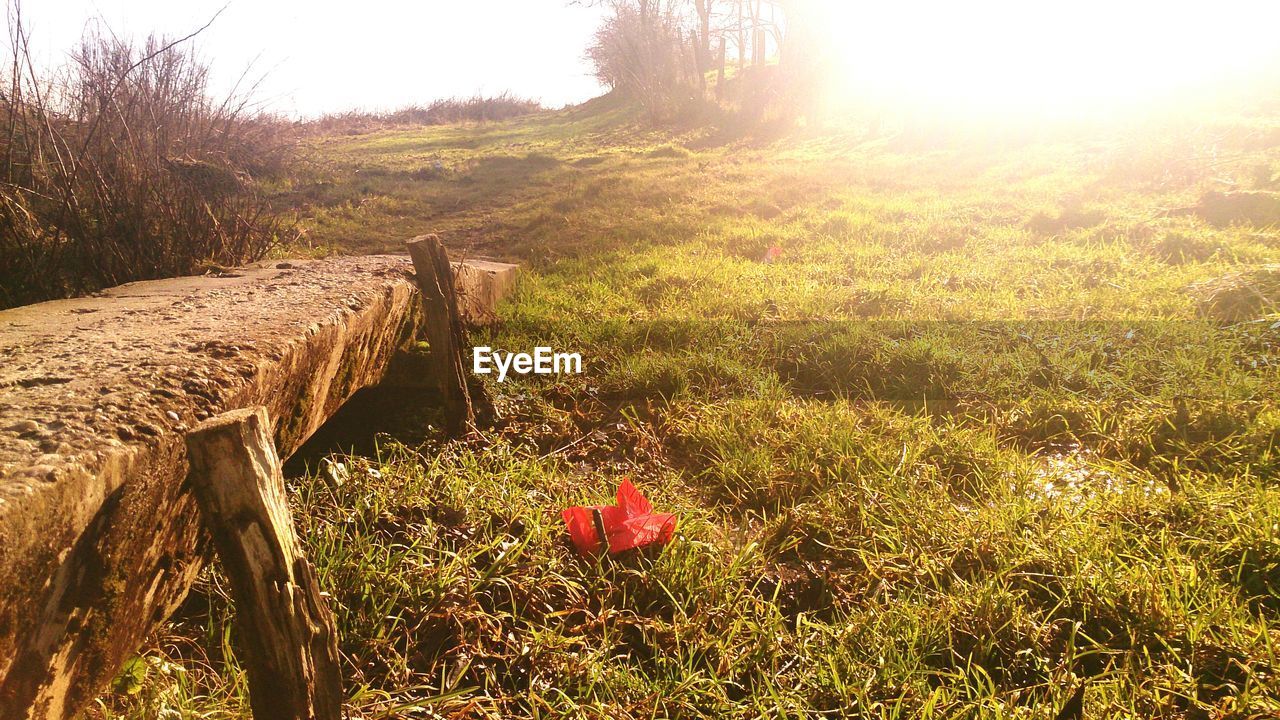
[
  {"x1": 185, "y1": 407, "x2": 343, "y2": 720},
  {"x1": 406, "y1": 234, "x2": 477, "y2": 435}
]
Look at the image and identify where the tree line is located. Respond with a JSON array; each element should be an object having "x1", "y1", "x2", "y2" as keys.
[{"x1": 583, "y1": 0, "x2": 824, "y2": 122}]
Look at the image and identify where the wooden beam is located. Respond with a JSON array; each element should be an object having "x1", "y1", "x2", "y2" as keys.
[
  {"x1": 185, "y1": 407, "x2": 343, "y2": 720},
  {"x1": 405, "y1": 234, "x2": 477, "y2": 435}
]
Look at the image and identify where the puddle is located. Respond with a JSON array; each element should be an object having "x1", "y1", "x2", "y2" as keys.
[{"x1": 1022, "y1": 448, "x2": 1167, "y2": 504}]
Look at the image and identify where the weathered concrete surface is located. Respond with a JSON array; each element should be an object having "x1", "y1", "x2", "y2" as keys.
[{"x1": 0, "y1": 254, "x2": 517, "y2": 719}]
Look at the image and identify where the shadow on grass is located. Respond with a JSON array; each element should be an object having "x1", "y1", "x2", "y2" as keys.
[{"x1": 284, "y1": 384, "x2": 446, "y2": 477}]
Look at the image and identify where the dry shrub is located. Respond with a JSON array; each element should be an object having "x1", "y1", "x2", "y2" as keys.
[
  {"x1": 304, "y1": 93, "x2": 542, "y2": 136},
  {"x1": 1192, "y1": 264, "x2": 1280, "y2": 321},
  {"x1": 0, "y1": 10, "x2": 296, "y2": 309},
  {"x1": 586, "y1": 0, "x2": 702, "y2": 122}
]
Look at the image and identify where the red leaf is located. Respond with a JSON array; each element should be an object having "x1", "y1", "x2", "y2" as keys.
[
  {"x1": 561, "y1": 506, "x2": 604, "y2": 554},
  {"x1": 561, "y1": 479, "x2": 677, "y2": 556},
  {"x1": 616, "y1": 478, "x2": 652, "y2": 516}
]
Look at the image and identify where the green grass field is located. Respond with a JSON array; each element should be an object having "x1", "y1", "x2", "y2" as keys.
[{"x1": 96, "y1": 99, "x2": 1280, "y2": 718}]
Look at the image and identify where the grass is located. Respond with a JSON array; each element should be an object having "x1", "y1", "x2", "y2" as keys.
[{"x1": 94, "y1": 97, "x2": 1280, "y2": 718}]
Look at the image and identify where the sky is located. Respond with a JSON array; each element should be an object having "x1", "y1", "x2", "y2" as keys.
[
  {"x1": 12, "y1": 0, "x2": 609, "y2": 117},
  {"x1": 823, "y1": 0, "x2": 1280, "y2": 113},
  {"x1": 10, "y1": 1, "x2": 1280, "y2": 121}
]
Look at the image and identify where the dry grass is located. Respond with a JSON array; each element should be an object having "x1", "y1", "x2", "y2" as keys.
[
  {"x1": 1194, "y1": 264, "x2": 1280, "y2": 321},
  {"x1": 0, "y1": 6, "x2": 296, "y2": 309},
  {"x1": 302, "y1": 94, "x2": 543, "y2": 137}
]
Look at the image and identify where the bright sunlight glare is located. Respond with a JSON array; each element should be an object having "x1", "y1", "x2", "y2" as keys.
[{"x1": 816, "y1": 0, "x2": 1280, "y2": 119}]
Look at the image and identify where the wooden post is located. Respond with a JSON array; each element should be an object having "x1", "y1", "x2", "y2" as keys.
[
  {"x1": 186, "y1": 407, "x2": 343, "y2": 720},
  {"x1": 405, "y1": 234, "x2": 477, "y2": 435}
]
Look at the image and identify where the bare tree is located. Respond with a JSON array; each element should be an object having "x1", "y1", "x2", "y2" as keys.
[
  {"x1": 584, "y1": 0, "x2": 701, "y2": 119},
  {"x1": 576, "y1": 0, "x2": 808, "y2": 121}
]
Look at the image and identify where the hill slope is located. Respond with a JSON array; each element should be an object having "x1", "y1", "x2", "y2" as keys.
[{"x1": 100, "y1": 103, "x2": 1280, "y2": 719}]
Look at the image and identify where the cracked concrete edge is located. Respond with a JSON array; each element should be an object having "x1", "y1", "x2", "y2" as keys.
[{"x1": 0, "y1": 254, "x2": 518, "y2": 719}]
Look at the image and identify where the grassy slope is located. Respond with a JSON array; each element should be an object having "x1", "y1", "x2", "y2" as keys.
[{"x1": 99, "y1": 99, "x2": 1280, "y2": 718}]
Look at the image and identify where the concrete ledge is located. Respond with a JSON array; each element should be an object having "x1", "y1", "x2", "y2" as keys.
[
  {"x1": 453, "y1": 259, "x2": 520, "y2": 326},
  {"x1": 0, "y1": 254, "x2": 517, "y2": 719}
]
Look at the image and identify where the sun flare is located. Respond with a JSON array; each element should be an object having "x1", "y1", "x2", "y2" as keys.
[{"x1": 816, "y1": 0, "x2": 1280, "y2": 118}]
